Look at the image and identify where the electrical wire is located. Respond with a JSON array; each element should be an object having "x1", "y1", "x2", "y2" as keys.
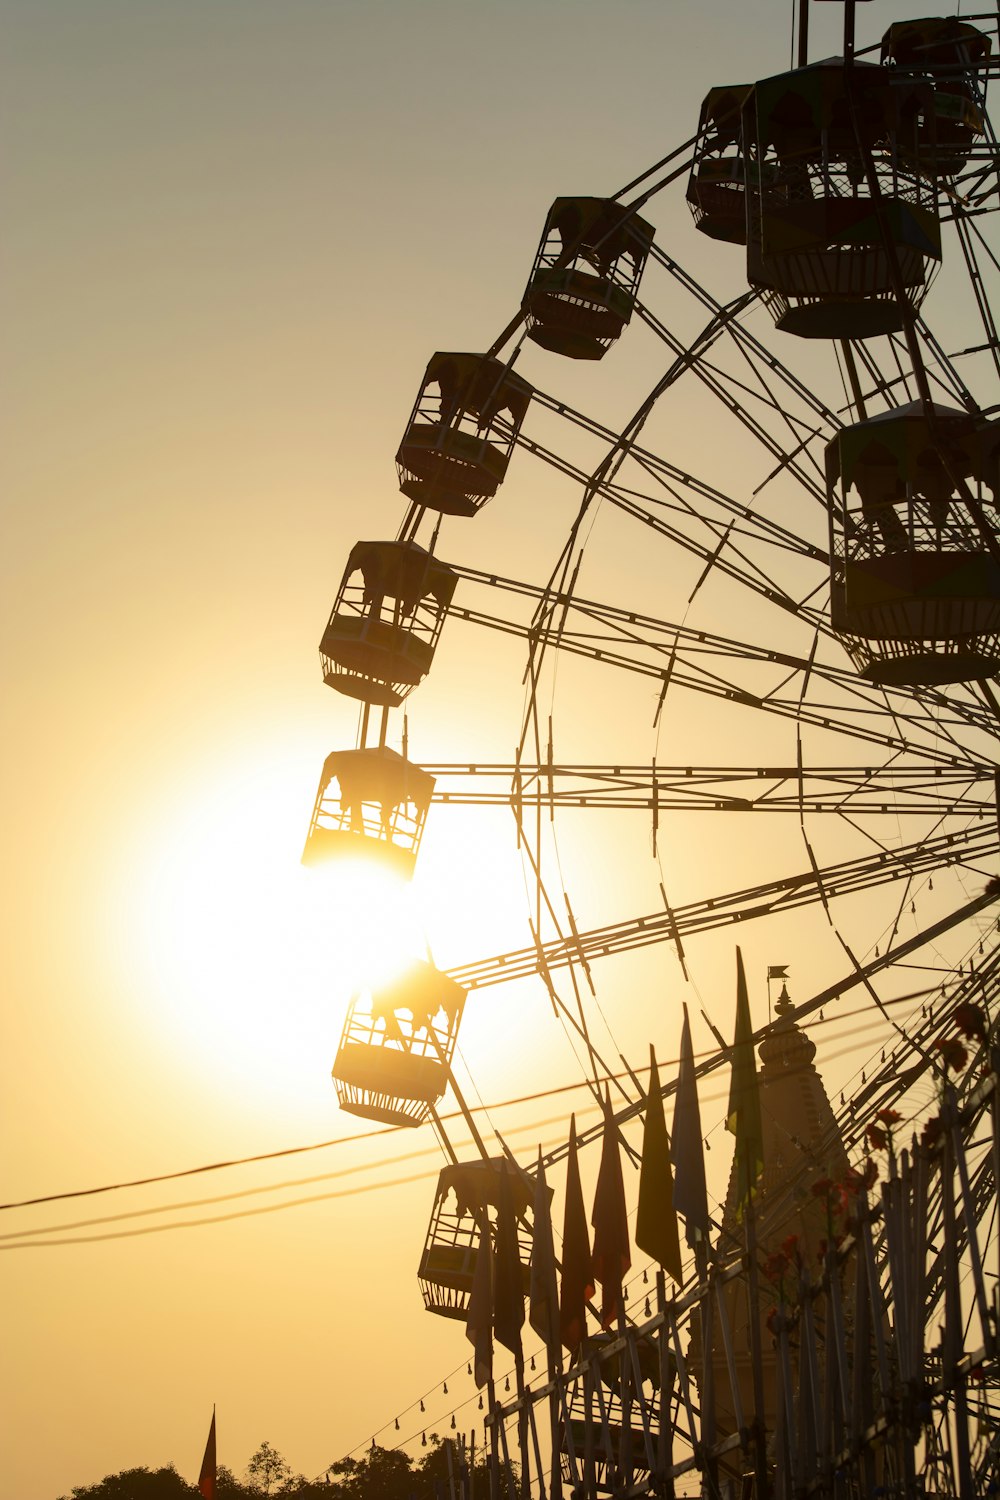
[
  {"x1": 2, "y1": 1012, "x2": 946, "y2": 1250},
  {"x1": 0, "y1": 987, "x2": 942, "y2": 1219}
]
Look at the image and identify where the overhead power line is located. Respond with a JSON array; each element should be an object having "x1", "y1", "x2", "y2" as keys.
[
  {"x1": 0, "y1": 988, "x2": 937, "y2": 1216},
  {"x1": 1, "y1": 1002, "x2": 945, "y2": 1249}
]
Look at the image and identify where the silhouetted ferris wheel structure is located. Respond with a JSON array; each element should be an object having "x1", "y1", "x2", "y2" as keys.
[{"x1": 307, "y1": 4, "x2": 1000, "y2": 1494}]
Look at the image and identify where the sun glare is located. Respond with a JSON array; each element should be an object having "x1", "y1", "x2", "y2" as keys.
[{"x1": 121, "y1": 750, "x2": 428, "y2": 1110}]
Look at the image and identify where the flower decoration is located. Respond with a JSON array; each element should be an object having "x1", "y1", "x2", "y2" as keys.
[
  {"x1": 933, "y1": 1037, "x2": 968, "y2": 1073},
  {"x1": 763, "y1": 1250, "x2": 789, "y2": 1283},
  {"x1": 954, "y1": 1002, "x2": 987, "y2": 1044}
]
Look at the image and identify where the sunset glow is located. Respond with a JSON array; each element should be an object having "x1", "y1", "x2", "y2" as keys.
[{"x1": 6, "y1": 3, "x2": 999, "y2": 1498}]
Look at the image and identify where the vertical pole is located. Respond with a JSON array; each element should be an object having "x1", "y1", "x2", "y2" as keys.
[
  {"x1": 548, "y1": 1336, "x2": 563, "y2": 1500},
  {"x1": 942, "y1": 1127, "x2": 975, "y2": 1496},
  {"x1": 618, "y1": 1311, "x2": 633, "y2": 1490},
  {"x1": 744, "y1": 1190, "x2": 771, "y2": 1500},
  {"x1": 797, "y1": 0, "x2": 809, "y2": 68},
  {"x1": 487, "y1": 1381, "x2": 500, "y2": 1500},
  {"x1": 992, "y1": 1046, "x2": 1000, "y2": 1326},
  {"x1": 514, "y1": 1356, "x2": 529, "y2": 1500},
  {"x1": 656, "y1": 1272, "x2": 675, "y2": 1500},
  {"x1": 524, "y1": 1386, "x2": 547, "y2": 1500},
  {"x1": 359, "y1": 699, "x2": 371, "y2": 749},
  {"x1": 694, "y1": 1241, "x2": 718, "y2": 1496},
  {"x1": 445, "y1": 1438, "x2": 458, "y2": 1500},
  {"x1": 843, "y1": 0, "x2": 856, "y2": 65},
  {"x1": 582, "y1": 1357, "x2": 596, "y2": 1500}
]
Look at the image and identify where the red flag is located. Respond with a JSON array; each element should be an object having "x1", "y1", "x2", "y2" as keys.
[
  {"x1": 559, "y1": 1115, "x2": 594, "y2": 1356},
  {"x1": 197, "y1": 1410, "x2": 216, "y2": 1500},
  {"x1": 590, "y1": 1095, "x2": 631, "y2": 1329}
]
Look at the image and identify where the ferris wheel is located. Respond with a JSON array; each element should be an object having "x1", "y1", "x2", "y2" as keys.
[
  {"x1": 306, "y1": 4, "x2": 1000, "y2": 1493},
  {"x1": 303, "y1": 1, "x2": 1000, "y2": 1134}
]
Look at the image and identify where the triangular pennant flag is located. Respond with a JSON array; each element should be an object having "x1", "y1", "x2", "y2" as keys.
[
  {"x1": 671, "y1": 1005, "x2": 710, "y2": 1247},
  {"x1": 590, "y1": 1094, "x2": 631, "y2": 1330},
  {"x1": 635, "y1": 1046, "x2": 683, "y2": 1283},
  {"x1": 493, "y1": 1161, "x2": 525, "y2": 1359},
  {"x1": 528, "y1": 1149, "x2": 559, "y2": 1357},
  {"x1": 465, "y1": 1221, "x2": 494, "y2": 1389},
  {"x1": 727, "y1": 946, "x2": 763, "y2": 1216},
  {"x1": 559, "y1": 1115, "x2": 594, "y2": 1356},
  {"x1": 197, "y1": 1410, "x2": 216, "y2": 1500}
]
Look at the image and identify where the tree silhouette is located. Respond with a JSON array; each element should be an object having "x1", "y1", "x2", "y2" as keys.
[
  {"x1": 60, "y1": 1465, "x2": 198, "y2": 1500},
  {"x1": 246, "y1": 1442, "x2": 293, "y2": 1496},
  {"x1": 58, "y1": 1438, "x2": 492, "y2": 1500},
  {"x1": 327, "y1": 1437, "x2": 495, "y2": 1500}
]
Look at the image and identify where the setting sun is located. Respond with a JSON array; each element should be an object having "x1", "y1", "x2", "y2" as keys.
[
  {"x1": 7, "y1": 3, "x2": 1000, "y2": 1497},
  {"x1": 120, "y1": 747, "x2": 428, "y2": 1106}
]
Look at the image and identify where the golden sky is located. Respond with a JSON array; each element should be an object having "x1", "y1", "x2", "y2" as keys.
[{"x1": 3, "y1": 2, "x2": 996, "y2": 1496}]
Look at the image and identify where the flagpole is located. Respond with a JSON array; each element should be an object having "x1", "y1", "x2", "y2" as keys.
[
  {"x1": 487, "y1": 1377, "x2": 500, "y2": 1500},
  {"x1": 514, "y1": 1355, "x2": 529, "y2": 1500},
  {"x1": 547, "y1": 1339, "x2": 563, "y2": 1500},
  {"x1": 693, "y1": 1240, "x2": 718, "y2": 1497},
  {"x1": 655, "y1": 1271, "x2": 675, "y2": 1500},
  {"x1": 744, "y1": 1169, "x2": 770, "y2": 1500}
]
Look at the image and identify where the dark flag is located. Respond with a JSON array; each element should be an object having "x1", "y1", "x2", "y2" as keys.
[
  {"x1": 591, "y1": 1094, "x2": 632, "y2": 1329},
  {"x1": 559, "y1": 1115, "x2": 594, "y2": 1356},
  {"x1": 466, "y1": 1221, "x2": 494, "y2": 1389},
  {"x1": 197, "y1": 1410, "x2": 216, "y2": 1500},
  {"x1": 635, "y1": 1046, "x2": 683, "y2": 1283},
  {"x1": 727, "y1": 946, "x2": 764, "y2": 1215},
  {"x1": 528, "y1": 1149, "x2": 559, "y2": 1358},
  {"x1": 493, "y1": 1161, "x2": 525, "y2": 1359},
  {"x1": 767, "y1": 965, "x2": 788, "y2": 980},
  {"x1": 671, "y1": 1005, "x2": 710, "y2": 1247}
]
